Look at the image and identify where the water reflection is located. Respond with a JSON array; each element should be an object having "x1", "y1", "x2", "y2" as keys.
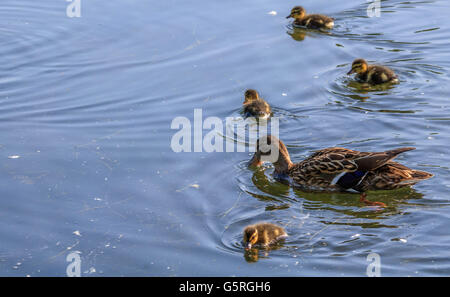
[
  {"x1": 249, "y1": 169, "x2": 291, "y2": 201},
  {"x1": 346, "y1": 79, "x2": 398, "y2": 93},
  {"x1": 286, "y1": 27, "x2": 309, "y2": 42},
  {"x1": 286, "y1": 27, "x2": 332, "y2": 42},
  {"x1": 246, "y1": 164, "x2": 425, "y2": 224},
  {"x1": 293, "y1": 188, "x2": 424, "y2": 215},
  {"x1": 243, "y1": 242, "x2": 286, "y2": 263}
]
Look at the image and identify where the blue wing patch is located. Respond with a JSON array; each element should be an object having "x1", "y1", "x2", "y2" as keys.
[
  {"x1": 336, "y1": 170, "x2": 367, "y2": 190},
  {"x1": 274, "y1": 172, "x2": 290, "y2": 181}
]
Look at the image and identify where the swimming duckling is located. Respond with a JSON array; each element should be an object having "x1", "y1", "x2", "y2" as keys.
[
  {"x1": 249, "y1": 135, "x2": 433, "y2": 207},
  {"x1": 286, "y1": 6, "x2": 334, "y2": 30},
  {"x1": 242, "y1": 89, "x2": 272, "y2": 118},
  {"x1": 347, "y1": 59, "x2": 399, "y2": 85},
  {"x1": 243, "y1": 222, "x2": 287, "y2": 250}
]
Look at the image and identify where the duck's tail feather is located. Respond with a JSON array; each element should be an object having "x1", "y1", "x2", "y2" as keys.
[
  {"x1": 385, "y1": 147, "x2": 416, "y2": 156},
  {"x1": 356, "y1": 147, "x2": 416, "y2": 171},
  {"x1": 410, "y1": 169, "x2": 434, "y2": 181},
  {"x1": 396, "y1": 169, "x2": 433, "y2": 186}
]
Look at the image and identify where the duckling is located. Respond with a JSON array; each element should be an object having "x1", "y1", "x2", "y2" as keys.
[
  {"x1": 347, "y1": 58, "x2": 399, "y2": 85},
  {"x1": 242, "y1": 89, "x2": 272, "y2": 118},
  {"x1": 249, "y1": 135, "x2": 433, "y2": 207},
  {"x1": 286, "y1": 6, "x2": 334, "y2": 30},
  {"x1": 243, "y1": 222, "x2": 287, "y2": 250}
]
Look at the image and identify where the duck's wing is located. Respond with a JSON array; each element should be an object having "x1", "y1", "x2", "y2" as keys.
[
  {"x1": 290, "y1": 147, "x2": 417, "y2": 190},
  {"x1": 368, "y1": 65, "x2": 398, "y2": 83},
  {"x1": 294, "y1": 147, "x2": 366, "y2": 175},
  {"x1": 303, "y1": 14, "x2": 334, "y2": 29},
  {"x1": 353, "y1": 147, "x2": 415, "y2": 171},
  {"x1": 361, "y1": 161, "x2": 433, "y2": 190}
]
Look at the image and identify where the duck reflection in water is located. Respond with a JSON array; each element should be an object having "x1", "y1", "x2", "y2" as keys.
[
  {"x1": 286, "y1": 27, "x2": 332, "y2": 42},
  {"x1": 250, "y1": 160, "x2": 425, "y2": 219},
  {"x1": 346, "y1": 78, "x2": 397, "y2": 93},
  {"x1": 287, "y1": 27, "x2": 308, "y2": 41},
  {"x1": 243, "y1": 245, "x2": 287, "y2": 263}
]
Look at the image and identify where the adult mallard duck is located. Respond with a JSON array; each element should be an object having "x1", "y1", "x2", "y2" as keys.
[
  {"x1": 243, "y1": 222, "x2": 287, "y2": 250},
  {"x1": 286, "y1": 6, "x2": 334, "y2": 30},
  {"x1": 248, "y1": 135, "x2": 433, "y2": 207},
  {"x1": 347, "y1": 58, "x2": 399, "y2": 85},
  {"x1": 242, "y1": 89, "x2": 272, "y2": 118}
]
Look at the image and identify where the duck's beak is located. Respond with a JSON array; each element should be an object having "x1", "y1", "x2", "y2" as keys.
[
  {"x1": 248, "y1": 153, "x2": 262, "y2": 167},
  {"x1": 286, "y1": 14, "x2": 292, "y2": 19},
  {"x1": 347, "y1": 68, "x2": 355, "y2": 75}
]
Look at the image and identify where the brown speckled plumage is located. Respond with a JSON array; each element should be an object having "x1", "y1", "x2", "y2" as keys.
[{"x1": 249, "y1": 136, "x2": 433, "y2": 192}]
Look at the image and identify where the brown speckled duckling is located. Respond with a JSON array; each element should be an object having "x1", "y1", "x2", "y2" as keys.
[
  {"x1": 249, "y1": 135, "x2": 433, "y2": 207},
  {"x1": 242, "y1": 89, "x2": 271, "y2": 118},
  {"x1": 347, "y1": 58, "x2": 399, "y2": 85},
  {"x1": 286, "y1": 6, "x2": 334, "y2": 30},
  {"x1": 243, "y1": 222, "x2": 287, "y2": 250}
]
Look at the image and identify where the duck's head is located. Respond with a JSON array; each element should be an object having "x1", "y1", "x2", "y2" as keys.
[
  {"x1": 248, "y1": 135, "x2": 293, "y2": 173},
  {"x1": 286, "y1": 6, "x2": 306, "y2": 19},
  {"x1": 244, "y1": 89, "x2": 260, "y2": 104},
  {"x1": 347, "y1": 58, "x2": 368, "y2": 75},
  {"x1": 243, "y1": 226, "x2": 259, "y2": 250}
]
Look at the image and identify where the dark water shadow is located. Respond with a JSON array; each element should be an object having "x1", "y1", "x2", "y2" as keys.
[{"x1": 286, "y1": 25, "x2": 332, "y2": 42}]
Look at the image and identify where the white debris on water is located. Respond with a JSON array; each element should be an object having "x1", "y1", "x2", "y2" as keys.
[
  {"x1": 84, "y1": 267, "x2": 96, "y2": 274},
  {"x1": 177, "y1": 183, "x2": 200, "y2": 192},
  {"x1": 73, "y1": 230, "x2": 81, "y2": 237},
  {"x1": 351, "y1": 234, "x2": 361, "y2": 239},
  {"x1": 8, "y1": 155, "x2": 20, "y2": 159},
  {"x1": 268, "y1": 11, "x2": 277, "y2": 15},
  {"x1": 392, "y1": 237, "x2": 408, "y2": 243}
]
